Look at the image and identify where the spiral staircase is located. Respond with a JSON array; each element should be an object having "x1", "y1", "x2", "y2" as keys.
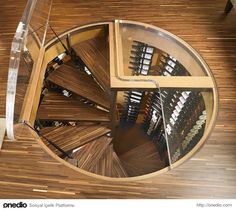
[
  {"x1": 2, "y1": 0, "x2": 236, "y2": 199},
  {"x1": 4, "y1": 15, "x2": 218, "y2": 180},
  {"x1": 34, "y1": 32, "x2": 168, "y2": 177}
]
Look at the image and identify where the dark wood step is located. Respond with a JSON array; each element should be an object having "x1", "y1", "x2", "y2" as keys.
[
  {"x1": 90, "y1": 144, "x2": 113, "y2": 177},
  {"x1": 111, "y1": 150, "x2": 128, "y2": 178},
  {"x1": 47, "y1": 64, "x2": 110, "y2": 109},
  {"x1": 73, "y1": 135, "x2": 112, "y2": 171},
  {"x1": 120, "y1": 141, "x2": 167, "y2": 177},
  {"x1": 89, "y1": 144, "x2": 128, "y2": 178},
  {"x1": 72, "y1": 37, "x2": 110, "y2": 94},
  {"x1": 40, "y1": 124, "x2": 111, "y2": 156},
  {"x1": 37, "y1": 91, "x2": 109, "y2": 122}
]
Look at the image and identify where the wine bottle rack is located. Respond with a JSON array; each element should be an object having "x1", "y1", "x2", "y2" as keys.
[
  {"x1": 121, "y1": 41, "x2": 154, "y2": 124},
  {"x1": 141, "y1": 51, "x2": 207, "y2": 163}
]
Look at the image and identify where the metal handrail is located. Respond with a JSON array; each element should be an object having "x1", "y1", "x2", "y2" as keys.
[{"x1": 113, "y1": 20, "x2": 172, "y2": 168}]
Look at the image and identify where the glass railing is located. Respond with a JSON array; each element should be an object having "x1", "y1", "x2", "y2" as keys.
[
  {"x1": 112, "y1": 20, "x2": 173, "y2": 168},
  {"x1": 113, "y1": 20, "x2": 217, "y2": 168},
  {"x1": 119, "y1": 20, "x2": 209, "y2": 77},
  {"x1": 6, "y1": 0, "x2": 53, "y2": 139},
  {"x1": 112, "y1": 88, "x2": 172, "y2": 172},
  {"x1": 160, "y1": 89, "x2": 214, "y2": 164}
]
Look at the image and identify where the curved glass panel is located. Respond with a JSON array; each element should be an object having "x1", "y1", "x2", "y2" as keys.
[
  {"x1": 119, "y1": 20, "x2": 210, "y2": 77},
  {"x1": 111, "y1": 88, "x2": 172, "y2": 175},
  {"x1": 6, "y1": 0, "x2": 53, "y2": 139},
  {"x1": 112, "y1": 21, "x2": 172, "y2": 170},
  {"x1": 160, "y1": 89, "x2": 214, "y2": 164},
  {"x1": 117, "y1": 20, "x2": 216, "y2": 168}
]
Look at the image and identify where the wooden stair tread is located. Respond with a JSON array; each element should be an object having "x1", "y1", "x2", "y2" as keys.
[
  {"x1": 90, "y1": 144, "x2": 113, "y2": 177},
  {"x1": 37, "y1": 91, "x2": 109, "y2": 122},
  {"x1": 89, "y1": 144, "x2": 128, "y2": 178},
  {"x1": 47, "y1": 64, "x2": 109, "y2": 109},
  {"x1": 72, "y1": 37, "x2": 110, "y2": 94},
  {"x1": 119, "y1": 160, "x2": 141, "y2": 177},
  {"x1": 120, "y1": 141, "x2": 166, "y2": 177},
  {"x1": 73, "y1": 136, "x2": 112, "y2": 171},
  {"x1": 111, "y1": 150, "x2": 128, "y2": 178},
  {"x1": 40, "y1": 125, "x2": 111, "y2": 155}
]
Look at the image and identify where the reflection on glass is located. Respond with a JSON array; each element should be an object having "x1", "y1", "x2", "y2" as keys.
[
  {"x1": 161, "y1": 89, "x2": 211, "y2": 163},
  {"x1": 118, "y1": 21, "x2": 214, "y2": 166},
  {"x1": 120, "y1": 21, "x2": 208, "y2": 76},
  {"x1": 113, "y1": 90, "x2": 170, "y2": 175},
  {"x1": 128, "y1": 40, "x2": 190, "y2": 77},
  {"x1": 6, "y1": 0, "x2": 53, "y2": 139}
]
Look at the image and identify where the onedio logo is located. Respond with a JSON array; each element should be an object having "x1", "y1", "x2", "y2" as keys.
[{"x1": 3, "y1": 202, "x2": 27, "y2": 208}]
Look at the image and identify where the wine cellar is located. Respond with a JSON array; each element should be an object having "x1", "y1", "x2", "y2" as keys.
[{"x1": 4, "y1": 18, "x2": 218, "y2": 178}]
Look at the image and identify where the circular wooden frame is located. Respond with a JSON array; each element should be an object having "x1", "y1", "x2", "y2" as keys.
[{"x1": 34, "y1": 20, "x2": 218, "y2": 181}]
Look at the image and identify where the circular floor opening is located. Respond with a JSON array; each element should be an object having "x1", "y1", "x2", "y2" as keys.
[{"x1": 34, "y1": 20, "x2": 218, "y2": 178}]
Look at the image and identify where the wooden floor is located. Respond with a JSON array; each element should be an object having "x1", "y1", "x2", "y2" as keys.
[{"x1": 0, "y1": 0, "x2": 236, "y2": 198}]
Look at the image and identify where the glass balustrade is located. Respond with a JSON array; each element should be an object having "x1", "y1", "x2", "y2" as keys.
[
  {"x1": 6, "y1": 0, "x2": 53, "y2": 139},
  {"x1": 114, "y1": 20, "x2": 217, "y2": 168}
]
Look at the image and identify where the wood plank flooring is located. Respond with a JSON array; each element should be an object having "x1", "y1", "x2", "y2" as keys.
[{"x1": 0, "y1": 0, "x2": 236, "y2": 198}]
